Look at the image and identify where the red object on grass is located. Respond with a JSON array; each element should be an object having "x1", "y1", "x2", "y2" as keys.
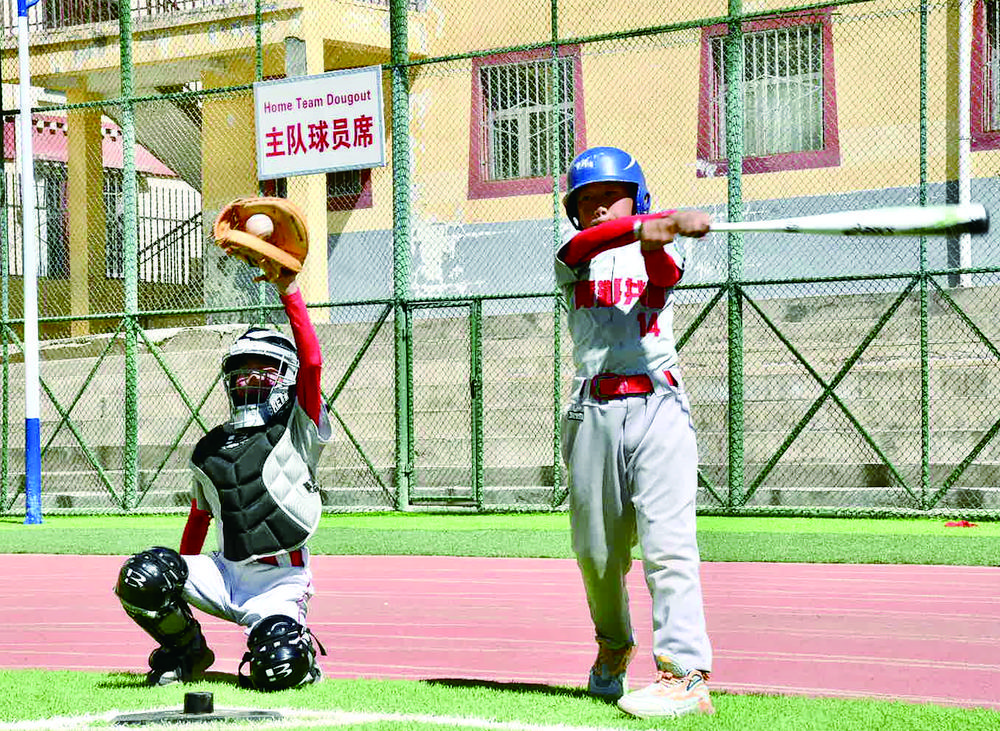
[{"x1": 945, "y1": 520, "x2": 978, "y2": 527}]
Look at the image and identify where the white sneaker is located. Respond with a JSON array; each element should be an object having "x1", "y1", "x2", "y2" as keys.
[
  {"x1": 587, "y1": 642, "x2": 636, "y2": 701},
  {"x1": 617, "y1": 669, "x2": 714, "y2": 718}
]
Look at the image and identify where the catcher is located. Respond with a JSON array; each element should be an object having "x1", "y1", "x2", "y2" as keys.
[{"x1": 114, "y1": 197, "x2": 332, "y2": 691}]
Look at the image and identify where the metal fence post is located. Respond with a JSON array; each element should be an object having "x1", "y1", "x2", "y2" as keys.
[
  {"x1": 725, "y1": 3, "x2": 745, "y2": 510},
  {"x1": 0, "y1": 96, "x2": 7, "y2": 508},
  {"x1": 119, "y1": 0, "x2": 138, "y2": 511},
  {"x1": 391, "y1": 0, "x2": 413, "y2": 510},
  {"x1": 550, "y1": 0, "x2": 564, "y2": 506},
  {"x1": 470, "y1": 299, "x2": 484, "y2": 507},
  {"x1": 919, "y1": 3, "x2": 930, "y2": 510}
]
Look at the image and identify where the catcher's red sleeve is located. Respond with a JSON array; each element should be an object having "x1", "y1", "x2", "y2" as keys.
[
  {"x1": 282, "y1": 288, "x2": 323, "y2": 426},
  {"x1": 179, "y1": 499, "x2": 211, "y2": 555},
  {"x1": 558, "y1": 212, "x2": 682, "y2": 287}
]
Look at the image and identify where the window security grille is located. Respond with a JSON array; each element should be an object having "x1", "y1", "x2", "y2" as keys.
[
  {"x1": 480, "y1": 56, "x2": 575, "y2": 181},
  {"x1": 709, "y1": 23, "x2": 823, "y2": 159}
]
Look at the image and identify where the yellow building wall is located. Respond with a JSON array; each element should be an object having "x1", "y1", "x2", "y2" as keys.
[
  {"x1": 404, "y1": 0, "x2": 982, "y2": 226},
  {"x1": 1, "y1": 0, "x2": 989, "y2": 318}
]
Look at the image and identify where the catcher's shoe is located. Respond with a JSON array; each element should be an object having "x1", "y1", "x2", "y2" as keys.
[
  {"x1": 587, "y1": 641, "x2": 636, "y2": 701},
  {"x1": 146, "y1": 639, "x2": 215, "y2": 687},
  {"x1": 300, "y1": 662, "x2": 324, "y2": 687},
  {"x1": 616, "y1": 669, "x2": 714, "y2": 719}
]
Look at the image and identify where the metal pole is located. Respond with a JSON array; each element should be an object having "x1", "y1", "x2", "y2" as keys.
[
  {"x1": 470, "y1": 299, "x2": 483, "y2": 507},
  {"x1": 919, "y1": 2, "x2": 930, "y2": 509},
  {"x1": 1, "y1": 92, "x2": 9, "y2": 508},
  {"x1": 17, "y1": 0, "x2": 42, "y2": 524},
  {"x1": 120, "y1": 0, "x2": 139, "y2": 510},
  {"x1": 550, "y1": 0, "x2": 564, "y2": 506},
  {"x1": 725, "y1": 1, "x2": 745, "y2": 510},
  {"x1": 390, "y1": 0, "x2": 412, "y2": 510}
]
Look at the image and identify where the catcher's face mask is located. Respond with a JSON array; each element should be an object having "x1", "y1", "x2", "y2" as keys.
[{"x1": 223, "y1": 328, "x2": 299, "y2": 429}]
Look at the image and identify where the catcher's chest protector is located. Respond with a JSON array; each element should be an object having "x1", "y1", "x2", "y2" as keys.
[{"x1": 192, "y1": 405, "x2": 320, "y2": 562}]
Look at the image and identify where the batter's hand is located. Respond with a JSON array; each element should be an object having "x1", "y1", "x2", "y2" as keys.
[{"x1": 638, "y1": 210, "x2": 710, "y2": 251}]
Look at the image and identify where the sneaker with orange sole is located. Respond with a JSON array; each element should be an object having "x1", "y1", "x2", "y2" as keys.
[{"x1": 617, "y1": 669, "x2": 715, "y2": 718}]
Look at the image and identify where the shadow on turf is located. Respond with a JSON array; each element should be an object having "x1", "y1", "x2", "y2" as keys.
[
  {"x1": 98, "y1": 671, "x2": 240, "y2": 688},
  {"x1": 423, "y1": 677, "x2": 592, "y2": 700},
  {"x1": 100, "y1": 673, "x2": 605, "y2": 704}
]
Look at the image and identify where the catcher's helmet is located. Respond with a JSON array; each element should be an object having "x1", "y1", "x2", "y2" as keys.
[
  {"x1": 563, "y1": 146, "x2": 651, "y2": 230},
  {"x1": 223, "y1": 327, "x2": 299, "y2": 429}
]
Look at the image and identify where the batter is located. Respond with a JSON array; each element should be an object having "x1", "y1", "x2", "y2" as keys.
[
  {"x1": 114, "y1": 270, "x2": 331, "y2": 691},
  {"x1": 556, "y1": 146, "x2": 714, "y2": 718}
]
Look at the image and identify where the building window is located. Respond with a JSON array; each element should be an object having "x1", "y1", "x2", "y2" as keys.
[
  {"x1": 105, "y1": 168, "x2": 126, "y2": 279},
  {"x1": 3, "y1": 162, "x2": 70, "y2": 279},
  {"x1": 697, "y1": 10, "x2": 840, "y2": 176},
  {"x1": 260, "y1": 171, "x2": 372, "y2": 211},
  {"x1": 37, "y1": 161, "x2": 69, "y2": 279},
  {"x1": 469, "y1": 46, "x2": 586, "y2": 199},
  {"x1": 327, "y1": 169, "x2": 372, "y2": 210},
  {"x1": 973, "y1": 0, "x2": 1000, "y2": 149},
  {"x1": 260, "y1": 178, "x2": 287, "y2": 198}
]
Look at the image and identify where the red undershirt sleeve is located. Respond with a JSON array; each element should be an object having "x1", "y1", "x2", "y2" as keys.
[
  {"x1": 557, "y1": 211, "x2": 683, "y2": 287},
  {"x1": 558, "y1": 216, "x2": 640, "y2": 266},
  {"x1": 281, "y1": 288, "x2": 323, "y2": 426},
  {"x1": 642, "y1": 246, "x2": 683, "y2": 288},
  {"x1": 179, "y1": 499, "x2": 211, "y2": 555}
]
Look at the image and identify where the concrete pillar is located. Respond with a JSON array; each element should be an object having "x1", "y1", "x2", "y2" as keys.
[
  {"x1": 65, "y1": 86, "x2": 105, "y2": 337},
  {"x1": 200, "y1": 58, "x2": 259, "y2": 310}
]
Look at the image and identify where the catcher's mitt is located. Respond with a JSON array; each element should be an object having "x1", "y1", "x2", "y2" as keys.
[{"x1": 213, "y1": 197, "x2": 309, "y2": 281}]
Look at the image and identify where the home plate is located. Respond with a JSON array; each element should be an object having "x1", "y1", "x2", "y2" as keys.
[{"x1": 111, "y1": 692, "x2": 281, "y2": 725}]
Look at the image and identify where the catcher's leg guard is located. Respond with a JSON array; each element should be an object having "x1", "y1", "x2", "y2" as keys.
[
  {"x1": 239, "y1": 615, "x2": 325, "y2": 692},
  {"x1": 115, "y1": 547, "x2": 214, "y2": 685}
]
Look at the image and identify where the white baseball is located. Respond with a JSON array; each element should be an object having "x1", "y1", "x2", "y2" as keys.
[{"x1": 245, "y1": 213, "x2": 274, "y2": 240}]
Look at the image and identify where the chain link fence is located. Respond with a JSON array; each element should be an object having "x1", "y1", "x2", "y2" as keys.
[{"x1": 1, "y1": 0, "x2": 999, "y2": 517}]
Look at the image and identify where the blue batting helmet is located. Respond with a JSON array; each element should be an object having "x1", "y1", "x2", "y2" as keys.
[{"x1": 563, "y1": 146, "x2": 651, "y2": 229}]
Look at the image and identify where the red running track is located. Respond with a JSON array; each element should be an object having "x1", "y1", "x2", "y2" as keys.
[{"x1": 1, "y1": 555, "x2": 998, "y2": 709}]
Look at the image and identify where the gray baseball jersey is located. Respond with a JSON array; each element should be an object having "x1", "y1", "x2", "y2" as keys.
[{"x1": 556, "y1": 235, "x2": 712, "y2": 676}]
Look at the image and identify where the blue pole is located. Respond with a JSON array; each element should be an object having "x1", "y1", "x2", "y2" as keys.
[{"x1": 18, "y1": 0, "x2": 42, "y2": 525}]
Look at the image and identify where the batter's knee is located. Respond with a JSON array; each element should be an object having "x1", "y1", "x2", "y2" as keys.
[
  {"x1": 575, "y1": 546, "x2": 633, "y2": 582},
  {"x1": 115, "y1": 546, "x2": 188, "y2": 617}
]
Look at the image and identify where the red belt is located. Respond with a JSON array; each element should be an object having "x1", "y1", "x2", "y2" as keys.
[
  {"x1": 257, "y1": 549, "x2": 305, "y2": 567},
  {"x1": 589, "y1": 371, "x2": 678, "y2": 400}
]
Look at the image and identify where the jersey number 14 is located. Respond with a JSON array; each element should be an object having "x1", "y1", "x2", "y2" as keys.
[{"x1": 638, "y1": 312, "x2": 660, "y2": 337}]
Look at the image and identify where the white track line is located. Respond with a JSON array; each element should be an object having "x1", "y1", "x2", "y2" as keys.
[{"x1": 0, "y1": 708, "x2": 635, "y2": 731}]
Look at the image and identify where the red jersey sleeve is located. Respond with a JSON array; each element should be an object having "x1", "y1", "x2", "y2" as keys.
[
  {"x1": 179, "y1": 499, "x2": 211, "y2": 555},
  {"x1": 281, "y1": 288, "x2": 323, "y2": 426},
  {"x1": 558, "y1": 215, "x2": 642, "y2": 267}
]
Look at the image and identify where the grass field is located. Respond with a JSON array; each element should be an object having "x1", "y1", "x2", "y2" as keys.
[
  {"x1": 1, "y1": 512, "x2": 997, "y2": 730},
  {"x1": 2, "y1": 513, "x2": 997, "y2": 565}
]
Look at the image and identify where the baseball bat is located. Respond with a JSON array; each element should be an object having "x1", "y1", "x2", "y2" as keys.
[{"x1": 708, "y1": 203, "x2": 989, "y2": 236}]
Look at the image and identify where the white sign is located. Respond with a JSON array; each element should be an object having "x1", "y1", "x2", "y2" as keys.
[{"x1": 254, "y1": 66, "x2": 386, "y2": 180}]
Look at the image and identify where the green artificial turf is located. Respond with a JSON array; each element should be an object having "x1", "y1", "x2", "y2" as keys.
[
  {"x1": 1, "y1": 669, "x2": 998, "y2": 731},
  {"x1": 1, "y1": 513, "x2": 997, "y2": 564}
]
